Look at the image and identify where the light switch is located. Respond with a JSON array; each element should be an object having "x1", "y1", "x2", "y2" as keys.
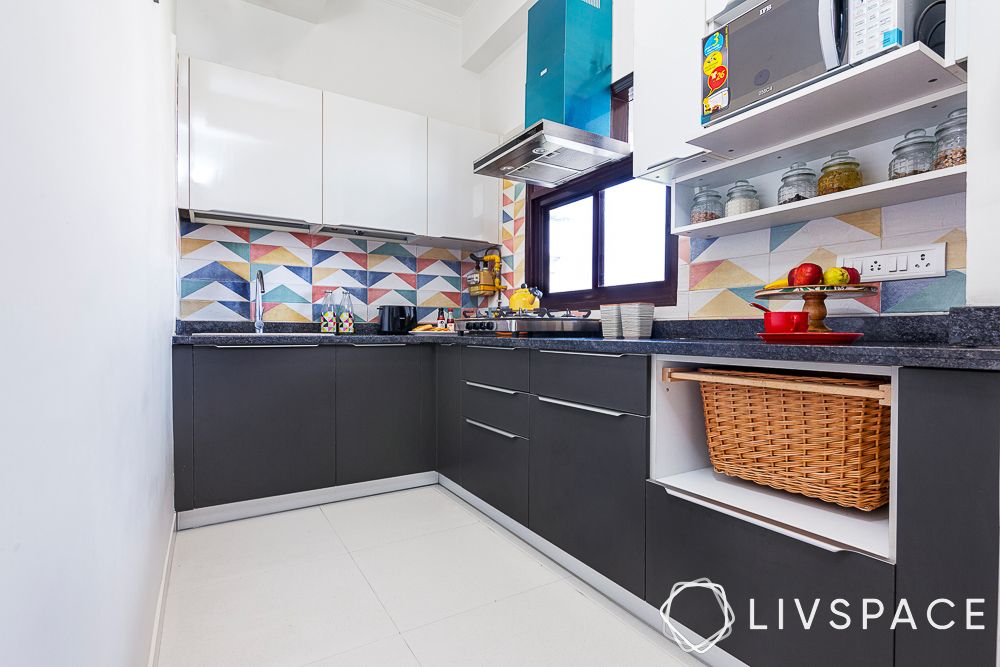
[
  {"x1": 888, "y1": 256, "x2": 898, "y2": 272},
  {"x1": 897, "y1": 254, "x2": 907, "y2": 272}
]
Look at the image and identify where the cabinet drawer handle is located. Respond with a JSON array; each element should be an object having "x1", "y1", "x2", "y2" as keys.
[
  {"x1": 349, "y1": 343, "x2": 408, "y2": 347},
  {"x1": 538, "y1": 350, "x2": 626, "y2": 359},
  {"x1": 212, "y1": 344, "x2": 320, "y2": 349},
  {"x1": 465, "y1": 419, "x2": 520, "y2": 439},
  {"x1": 537, "y1": 395, "x2": 626, "y2": 417},
  {"x1": 468, "y1": 345, "x2": 517, "y2": 351},
  {"x1": 465, "y1": 381, "x2": 518, "y2": 395}
]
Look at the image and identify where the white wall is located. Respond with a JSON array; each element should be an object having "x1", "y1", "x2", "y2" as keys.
[
  {"x1": 0, "y1": 1, "x2": 178, "y2": 665},
  {"x1": 177, "y1": 0, "x2": 482, "y2": 128}
]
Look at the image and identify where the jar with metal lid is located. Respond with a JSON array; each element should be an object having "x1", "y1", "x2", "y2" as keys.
[
  {"x1": 933, "y1": 108, "x2": 967, "y2": 170},
  {"x1": 817, "y1": 151, "x2": 863, "y2": 195},
  {"x1": 724, "y1": 180, "x2": 760, "y2": 217},
  {"x1": 690, "y1": 186, "x2": 724, "y2": 224},
  {"x1": 888, "y1": 129, "x2": 935, "y2": 180},
  {"x1": 777, "y1": 162, "x2": 818, "y2": 204}
]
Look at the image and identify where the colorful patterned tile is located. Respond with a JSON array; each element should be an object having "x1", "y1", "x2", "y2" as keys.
[
  {"x1": 417, "y1": 274, "x2": 462, "y2": 291},
  {"x1": 767, "y1": 240, "x2": 882, "y2": 282},
  {"x1": 414, "y1": 246, "x2": 462, "y2": 261},
  {"x1": 882, "y1": 193, "x2": 965, "y2": 238},
  {"x1": 769, "y1": 213, "x2": 880, "y2": 252},
  {"x1": 690, "y1": 229, "x2": 770, "y2": 262},
  {"x1": 313, "y1": 267, "x2": 367, "y2": 289},
  {"x1": 180, "y1": 279, "x2": 249, "y2": 302},
  {"x1": 369, "y1": 254, "x2": 417, "y2": 273},
  {"x1": 882, "y1": 228, "x2": 967, "y2": 270},
  {"x1": 313, "y1": 249, "x2": 368, "y2": 271},
  {"x1": 262, "y1": 302, "x2": 311, "y2": 322},
  {"x1": 261, "y1": 284, "x2": 311, "y2": 304},
  {"x1": 417, "y1": 290, "x2": 462, "y2": 308},
  {"x1": 252, "y1": 264, "x2": 312, "y2": 287},
  {"x1": 415, "y1": 258, "x2": 461, "y2": 277},
  {"x1": 180, "y1": 238, "x2": 250, "y2": 262},
  {"x1": 313, "y1": 236, "x2": 368, "y2": 253},
  {"x1": 179, "y1": 259, "x2": 250, "y2": 283},
  {"x1": 249, "y1": 229, "x2": 312, "y2": 248},
  {"x1": 881, "y1": 270, "x2": 966, "y2": 313},
  {"x1": 368, "y1": 271, "x2": 418, "y2": 290},
  {"x1": 368, "y1": 289, "x2": 417, "y2": 309},
  {"x1": 689, "y1": 287, "x2": 764, "y2": 319},
  {"x1": 180, "y1": 300, "x2": 249, "y2": 321},
  {"x1": 367, "y1": 242, "x2": 416, "y2": 258},
  {"x1": 311, "y1": 287, "x2": 368, "y2": 323},
  {"x1": 250, "y1": 244, "x2": 311, "y2": 267},
  {"x1": 179, "y1": 222, "x2": 250, "y2": 243},
  {"x1": 689, "y1": 255, "x2": 769, "y2": 291}
]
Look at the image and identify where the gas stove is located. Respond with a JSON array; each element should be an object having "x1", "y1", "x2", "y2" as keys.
[{"x1": 456, "y1": 308, "x2": 601, "y2": 336}]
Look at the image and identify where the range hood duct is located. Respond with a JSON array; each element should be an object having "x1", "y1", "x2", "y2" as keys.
[{"x1": 474, "y1": 0, "x2": 630, "y2": 188}]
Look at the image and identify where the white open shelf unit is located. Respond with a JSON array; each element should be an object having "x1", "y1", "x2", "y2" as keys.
[
  {"x1": 649, "y1": 356, "x2": 897, "y2": 563},
  {"x1": 652, "y1": 42, "x2": 968, "y2": 239}
]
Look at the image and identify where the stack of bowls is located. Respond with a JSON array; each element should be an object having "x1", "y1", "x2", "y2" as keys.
[
  {"x1": 620, "y1": 302, "x2": 654, "y2": 339},
  {"x1": 600, "y1": 304, "x2": 622, "y2": 339}
]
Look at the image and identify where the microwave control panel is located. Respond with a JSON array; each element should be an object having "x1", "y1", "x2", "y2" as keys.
[{"x1": 849, "y1": 0, "x2": 906, "y2": 63}]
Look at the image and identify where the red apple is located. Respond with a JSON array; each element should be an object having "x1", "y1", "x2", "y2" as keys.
[
  {"x1": 789, "y1": 262, "x2": 823, "y2": 286},
  {"x1": 842, "y1": 266, "x2": 861, "y2": 284}
]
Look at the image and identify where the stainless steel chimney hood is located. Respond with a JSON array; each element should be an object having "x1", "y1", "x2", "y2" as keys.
[{"x1": 473, "y1": 120, "x2": 631, "y2": 189}]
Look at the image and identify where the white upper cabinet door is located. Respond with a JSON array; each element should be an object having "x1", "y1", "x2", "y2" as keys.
[
  {"x1": 427, "y1": 119, "x2": 501, "y2": 245},
  {"x1": 188, "y1": 59, "x2": 322, "y2": 224},
  {"x1": 323, "y1": 92, "x2": 428, "y2": 235},
  {"x1": 632, "y1": 0, "x2": 706, "y2": 177}
]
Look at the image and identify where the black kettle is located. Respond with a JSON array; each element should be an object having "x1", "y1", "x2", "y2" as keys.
[{"x1": 378, "y1": 306, "x2": 417, "y2": 334}]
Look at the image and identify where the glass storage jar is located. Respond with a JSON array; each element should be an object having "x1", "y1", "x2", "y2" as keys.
[
  {"x1": 933, "y1": 107, "x2": 967, "y2": 170},
  {"x1": 889, "y1": 129, "x2": 935, "y2": 180},
  {"x1": 817, "y1": 151, "x2": 863, "y2": 195},
  {"x1": 724, "y1": 180, "x2": 760, "y2": 217},
  {"x1": 777, "y1": 162, "x2": 818, "y2": 204},
  {"x1": 690, "y1": 186, "x2": 724, "y2": 224}
]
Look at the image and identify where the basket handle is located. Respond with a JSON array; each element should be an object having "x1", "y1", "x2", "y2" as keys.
[{"x1": 662, "y1": 368, "x2": 892, "y2": 407}]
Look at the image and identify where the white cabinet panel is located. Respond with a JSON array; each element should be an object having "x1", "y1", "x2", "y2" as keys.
[
  {"x1": 632, "y1": 0, "x2": 706, "y2": 178},
  {"x1": 188, "y1": 59, "x2": 322, "y2": 224},
  {"x1": 427, "y1": 119, "x2": 500, "y2": 245},
  {"x1": 323, "y1": 92, "x2": 427, "y2": 236}
]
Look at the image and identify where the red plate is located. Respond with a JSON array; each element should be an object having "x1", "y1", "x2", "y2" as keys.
[{"x1": 757, "y1": 332, "x2": 864, "y2": 345}]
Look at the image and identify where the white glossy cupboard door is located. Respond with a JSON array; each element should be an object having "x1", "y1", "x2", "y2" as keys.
[
  {"x1": 323, "y1": 92, "x2": 428, "y2": 235},
  {"x1": 427, "y1": 119, "x2": 501, "y2": 245},
  {"x1": 632, "y1": 0, "x2": 705, "y2": 178},
  {"x1": 188, "y1": 59, "x2": 322, "y2": 224}
]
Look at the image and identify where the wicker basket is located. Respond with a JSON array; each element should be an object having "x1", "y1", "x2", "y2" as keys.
[{"x1": 671, "y1": 368, "x2": 891, "y2": 511}]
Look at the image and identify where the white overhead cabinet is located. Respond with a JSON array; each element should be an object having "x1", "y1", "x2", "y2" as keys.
[
  {"x1": 322, "y1": 91, "x2": 428, "y2": 236},
  {"x1": 632, "y1": 0, "x2": 706, "y2": 179},
  {"x1": 427, "y1": 119, "x2": 501, "y2": 245},
  {"x1": 186, "y1": 59, "x2": 322, "y2": 225}
]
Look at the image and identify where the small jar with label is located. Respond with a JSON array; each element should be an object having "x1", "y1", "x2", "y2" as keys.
[
  {"x1": 817, "y1": 151, "x2": 863, "y2": 195},
  {"x1": 777, "y1": 162, "x2": 818, "y2": 204},
  {"x1": 933, "y1": 108, "x2": 967, "y2": 170},
  {"x1": 724, "y1": 180, "x2": 760, "y2": 217},
  {"x1": 690, "y1": 186, "x2": 724, "y2": 224},
  {"x1": 889, "y1": 129, "x2": 935, "y2": 180}
]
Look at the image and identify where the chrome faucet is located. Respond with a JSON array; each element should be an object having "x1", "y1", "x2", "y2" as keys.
[{"x1": 253, "y1": 269, "x2": 266, "y2": 334}]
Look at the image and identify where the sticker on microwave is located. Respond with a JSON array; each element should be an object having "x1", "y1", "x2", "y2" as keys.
[
  {"x1": 704, "y1": 31, "x2": 725, "y2": 56},
  {"x1": 704, "y1": 88, "x2": 730, "y2": 115},
  {"x1": 707, "y1": 65, "x2": 728, "y2": 92},
  {"x1": 703, "y1": 51, "x2": 724, "y2": 75}
]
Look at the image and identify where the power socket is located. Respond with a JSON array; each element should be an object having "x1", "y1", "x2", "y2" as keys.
[{"x1": 837, "y1": 243, "x2": 947, "y2": 283}]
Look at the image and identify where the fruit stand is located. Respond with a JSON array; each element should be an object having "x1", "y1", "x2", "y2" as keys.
[{"x1": 754, "y1": 284, "x2": 880, "y2": 333}]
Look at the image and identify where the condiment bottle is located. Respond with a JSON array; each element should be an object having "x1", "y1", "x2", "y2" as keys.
[
  {"x1": 889, "y1": 129, "x2": 935, "y2": 180},
  {"x1": 817, "y1": 151, "x2": 863, "y2": 195},
  {"x1": 724, "y1": 180, "x2": 760, "y2": 217},
  {"x1": 777, "y1": 162, "x2": 818, "y2": 204},
  {"x1": 320, "y1": 290, "x2": 337, "y2": 334},
  {"x1": 690, "y1": 186, "x2": 724, "y2": 224},
  {"x1": 446, "y1": 308, "x2": 456, "y2": 332},
  {"x1": 436, "y1": 308, "x2": 446, "y2": 328},
  {"x1": 933, "y1": 108, "x2": 967, "y2": 170}
]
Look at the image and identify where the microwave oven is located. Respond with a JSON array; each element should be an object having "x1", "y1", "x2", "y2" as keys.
[{"x1": 701, "y1": 0, "x2": 945, "y2": 126}]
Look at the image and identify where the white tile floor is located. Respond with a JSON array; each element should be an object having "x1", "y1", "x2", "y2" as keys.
[{"x1": 157, "y1": 485, "x2": 701, "y2": 667}]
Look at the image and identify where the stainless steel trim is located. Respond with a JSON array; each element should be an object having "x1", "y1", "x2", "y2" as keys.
[
  {"x1": 536, "y1": 395, "x2": 626, "y2": 417},
  {"x1": 465, "y1": 418, "x2": 521, "y2": 439},
  {"x1": 467, "y1": 345, "x2": 517, "y2": 351},
  {"x1": 212, "y1": 348, "x2": 319, "y2": 350},
  {"x1": 317, "y1": 224, "x2": 416, "y2": 242},
  {"x1": 350, "y1": 343, "x2": 407, "y2": 347},
  {"x1": 465, "y1": 381, "x2": 519, "y2": 395},
  {"x1": 188, "y1": 209, "x2": 313, "y2": 230},
  {"x1": 538, "y1": 350, "x2": 626, "y2": 359}
]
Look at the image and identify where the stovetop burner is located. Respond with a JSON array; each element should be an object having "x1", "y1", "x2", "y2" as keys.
[{"x1": 457, "y1": 307, "x2": 600, "y2": 336}]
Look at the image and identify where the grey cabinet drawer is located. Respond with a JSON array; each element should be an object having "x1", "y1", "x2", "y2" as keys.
[
  {"x1": 529, "y1": 395, "x2": 648, "y2": 597},
  {"x1": 530, "y1": 349, "x2": 649, "y2": 415},
  {"x1": 645, "y1": 481, "x2": 894, "y2": 666},
  {"x1": 462, "y1": 345, "x2": 529, "y2": 392},
  {"x1": 462, "y1": 381, "x2": 530, "y2": 438},
  {"x1": 462, "y1": 418, "x2": 529, "y2": 525}
]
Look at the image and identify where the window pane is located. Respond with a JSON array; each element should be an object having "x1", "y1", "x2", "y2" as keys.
[
  {"x1": 548, "y1": 196, "x2": 593, "y2": 293},
  {"x1": 602, "y1": 179, "x2": 666, "y2": 287}
]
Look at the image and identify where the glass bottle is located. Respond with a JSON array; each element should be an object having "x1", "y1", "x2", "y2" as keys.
[
  {"x1": 933, "y1": 107, "x2": 967, "y2": 170},
  {"x1": 337, "y1": 292, "x2": 355, "y2": 334},
  {"x1": 889, "y1": 129, "x2": 935, "y2": 180},
  {"x1": 777, "y1": 162, "x2": 818, "y2": 204},
  {"x1": 320, "y1": 290, "x2": 337, "y2": 334},
  {"x1": 724, "y1": 180, "x2": 760, "y2": 217},
  {"x1": 690, "y1": 186, "x2": 724, "y2": 224},
  {"x1": 817, "y1": 150, "x2": 863, "y2": 195}
]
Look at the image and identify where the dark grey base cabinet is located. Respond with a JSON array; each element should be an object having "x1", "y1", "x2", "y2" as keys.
[
  {"x1": 530, "y1": 396, "x2": 648, "y2": 597},
  {"x1": 335, "y1": 345, "x2": 434, "y2": 485},
  {"x1": 645, "y1": 481, "x2": 894, "y2": 666},
  {"x1": 435, "y1": 345, "x2": 462, "y2": 483},
  {"x1": 190, "y1": 346, "x2": 336, "y2": 508},
  {"x1": 461, "y1": 419, "x2": 529, "y2": 524}
]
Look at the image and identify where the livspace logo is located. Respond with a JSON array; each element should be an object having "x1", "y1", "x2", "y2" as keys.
[{"x1": 660, "y1": 579, "x2": 988, "y2": 654}]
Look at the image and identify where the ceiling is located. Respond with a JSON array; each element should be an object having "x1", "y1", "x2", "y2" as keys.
[{"x1": 241, "y1": 0, "x2": 477, "y2": 22}]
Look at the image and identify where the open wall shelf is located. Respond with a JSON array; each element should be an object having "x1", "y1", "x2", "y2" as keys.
[{"x1": 672, "y1": 165, "x2": 967, "y2": 238}]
